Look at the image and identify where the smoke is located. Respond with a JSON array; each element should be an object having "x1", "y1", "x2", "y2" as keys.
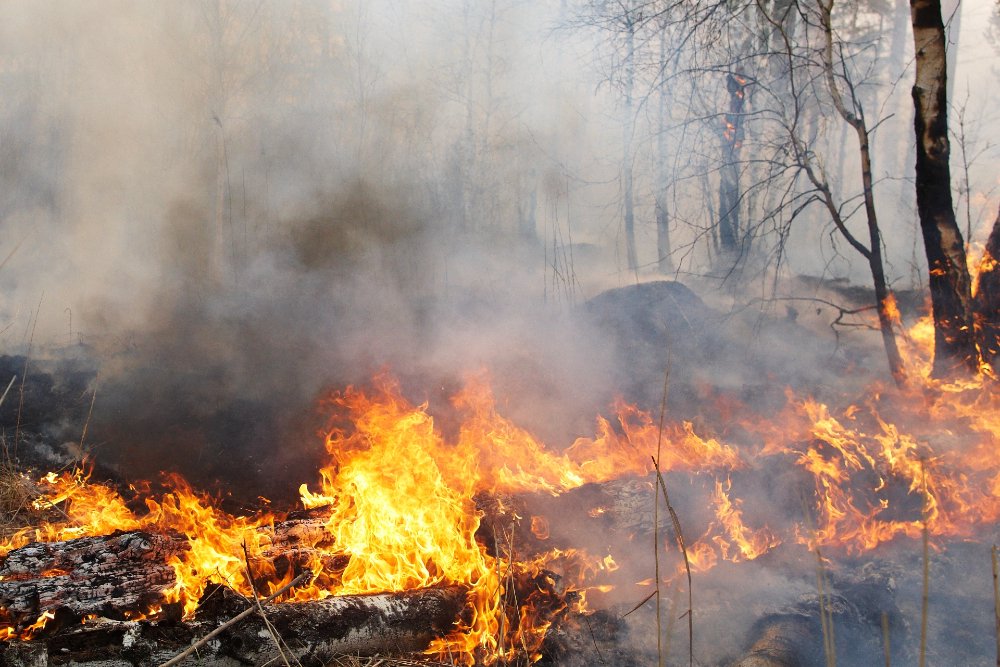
[
  {"x1": 1, "y1": 4, "x2": 998, "y2": 665},
  {"x1": 0, "y1": 1, "x2": 635, "y2": 496}
]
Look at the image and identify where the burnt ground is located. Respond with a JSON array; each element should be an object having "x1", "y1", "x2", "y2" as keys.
[{"x1": 0, "y1": 279, "x2": 996, "y2": 666}]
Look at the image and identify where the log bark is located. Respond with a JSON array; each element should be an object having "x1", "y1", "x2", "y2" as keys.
[
  {"x1": 1, "y1": 586, "x2": 467, "y2": 667},
  {"x1": 731, "y1": 614, "x2": 822, "y2": 667}
]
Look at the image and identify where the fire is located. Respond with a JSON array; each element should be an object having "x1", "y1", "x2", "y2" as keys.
[
  {"x1": 0, "y1": 343, "x2": 997, "y2": 662},
  {"x1": 0, "y1": 374, "x2": 734, "y2": 662},
  {"x1": 292, "y1": 374, "x2": 737, "y2": 663},
  {"x1": 711, "y1": 478, "x2": 780, "y2": 561}
]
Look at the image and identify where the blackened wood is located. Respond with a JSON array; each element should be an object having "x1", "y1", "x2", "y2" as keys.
[
  {"x1": 0, "y1": 531, "x2": 185, "y2": 621},
  {"x1": 2, "y1": 586, "x2": 467, "y2": 667},
  {"x1": 0, "y1": 515, "x2": 351, "y2": 629}
]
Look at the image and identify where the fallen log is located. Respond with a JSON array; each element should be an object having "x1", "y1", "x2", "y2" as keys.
[
  {"x1": 0, "y1": 531, "x2": 185, "y2": 622},
  {"x1": 2, "y1": 585, "x2": 467, "y2": 667},
  {"x1": 731, "y1": 613, "x2": 822, "y2": 667},
  {"x1": 730, "y1": 586, "x2": 897, "y2": 667},
  {"x1": 0, "y1": 512, "x2": 349, "y2": 627}
]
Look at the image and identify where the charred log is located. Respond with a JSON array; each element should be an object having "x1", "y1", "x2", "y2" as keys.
[
  {"x1": 732, "y1": 613, "x2": 821, "y2": 667},
  {"x1": 1, "y1": 586, "x2": 467, "y2": 667},
  {"x1": 538, "y1": 608, "x2": 644, "y2": 667},
  {"x1": 731, "y1": 572, "x2": 902, "y2": 667},
  {"x1": 0, "y1": 531, "x2": 185, "y2": 624},
  {"x1": 0, "y1": 514, "x2": 350, "y2": 630}
]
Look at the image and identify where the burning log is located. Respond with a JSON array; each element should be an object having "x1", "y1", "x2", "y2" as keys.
[
  {"x1": 0, "y1": 518, "x2": 349, "y2": 627},
  {"x1": 0, "y1": 531, "x2": 184, "y2": 622},
  {"x1": 1, "y1": 585, "x2": 467, "y2": 667},
  {"x1": 0, "y1": 514, "x2": 470, "y2": 666}
]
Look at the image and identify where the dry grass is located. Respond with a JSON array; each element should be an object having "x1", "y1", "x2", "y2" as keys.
[
  {"x1": 0, "y1": 461, "x2": 38, "y2": 537},
  {"x1": 324, "y1": 657, "x2": 459, "y2": 667}
]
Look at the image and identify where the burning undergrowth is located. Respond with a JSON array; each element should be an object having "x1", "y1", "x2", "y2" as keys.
[{"x1": 0, "y1": 296, "x2": 997, "y2": 666}]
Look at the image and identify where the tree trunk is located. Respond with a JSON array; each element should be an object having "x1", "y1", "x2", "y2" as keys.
[
  {"x1": 622, "y1": 5, "x2": 638, "y2": 275},
  {"x1": 813, "y1": 0, "x2": 907, "y2": 385},
  {"x1": 655, "y1": 27, "x2": 673, "y2": 274},
  {"x1": 974, "y1": 205, "x2": 1000, "y2": 371},
  {"x1": 718, "y1": 73, "x2": 747, "y2": 259},
  {"x1": 910, "y1": 0, "x2": 978, "y2": 376}
]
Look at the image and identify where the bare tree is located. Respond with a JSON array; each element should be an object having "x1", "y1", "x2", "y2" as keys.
[{"x1": 756, "y1": 0, "x2": 907, "y2": 383}]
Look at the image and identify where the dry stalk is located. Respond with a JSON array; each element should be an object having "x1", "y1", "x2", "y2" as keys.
[
  {"x1": 881, "y1": 611, "x2": 890, "y2": 667},
  {"x1": 14, "y1": 294, "x2": 43, "y2": 462},
  {"x1": 800, "y1": 493, "x2": 835, "y2": 667},
  {"x1": 992, "y1": 545, "x2": 999, "y2": 667},
  {"x1": 0, "y1": 375, "x2": 16, "y2": 410},
  {"x1": 490, "y1": 522, "x2": 507, "y2": 662},
  {"x1": 652, "y1": 461, "x2": 692, "y2": 667},
  {"x1": 919, "y1": 459, "x2": 929, "y2": 667},
  {"x1": 77, "y1": 377, "x2": 98, "y2": 462},
  {"x1": 654, "y1": 372, "x2": 665, "y2": 667},
  {"x1": 157, "y1": 569, "x2": 312, "y2": 667},
  {"x1": 652, "y1": 351, "x2": 685, "y2": 667},
  {"x1": 815, "y1": 546, "x2": 835, "y2": 667},
  {"x1": 622, "y1": 590, "x2": 656, "y2": 618}
]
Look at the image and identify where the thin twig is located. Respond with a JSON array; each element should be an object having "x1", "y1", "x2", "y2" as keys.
[
  {"x1": 0, "y1": 375, "x2": 16, "y2": 409},
  {"x1": 242, "y1": 541, "x2": 298, "y2": 667},
  {"x1": 156, "y1": 570, "x2": 312, "y2": 667},
  {"x1": 582, "y1": 613, "x2": 606, "y2": 665},
  {"x1": 77, "y1": 376, "x2": 98, "y2": 461},
  {"x1": 622, "y1": 590, "x2": 656, "y2": 618}
]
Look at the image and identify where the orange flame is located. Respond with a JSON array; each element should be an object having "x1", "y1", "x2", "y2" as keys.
[{"x1": 1, "y1": 352, "x2": 997, "y2": 662}]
